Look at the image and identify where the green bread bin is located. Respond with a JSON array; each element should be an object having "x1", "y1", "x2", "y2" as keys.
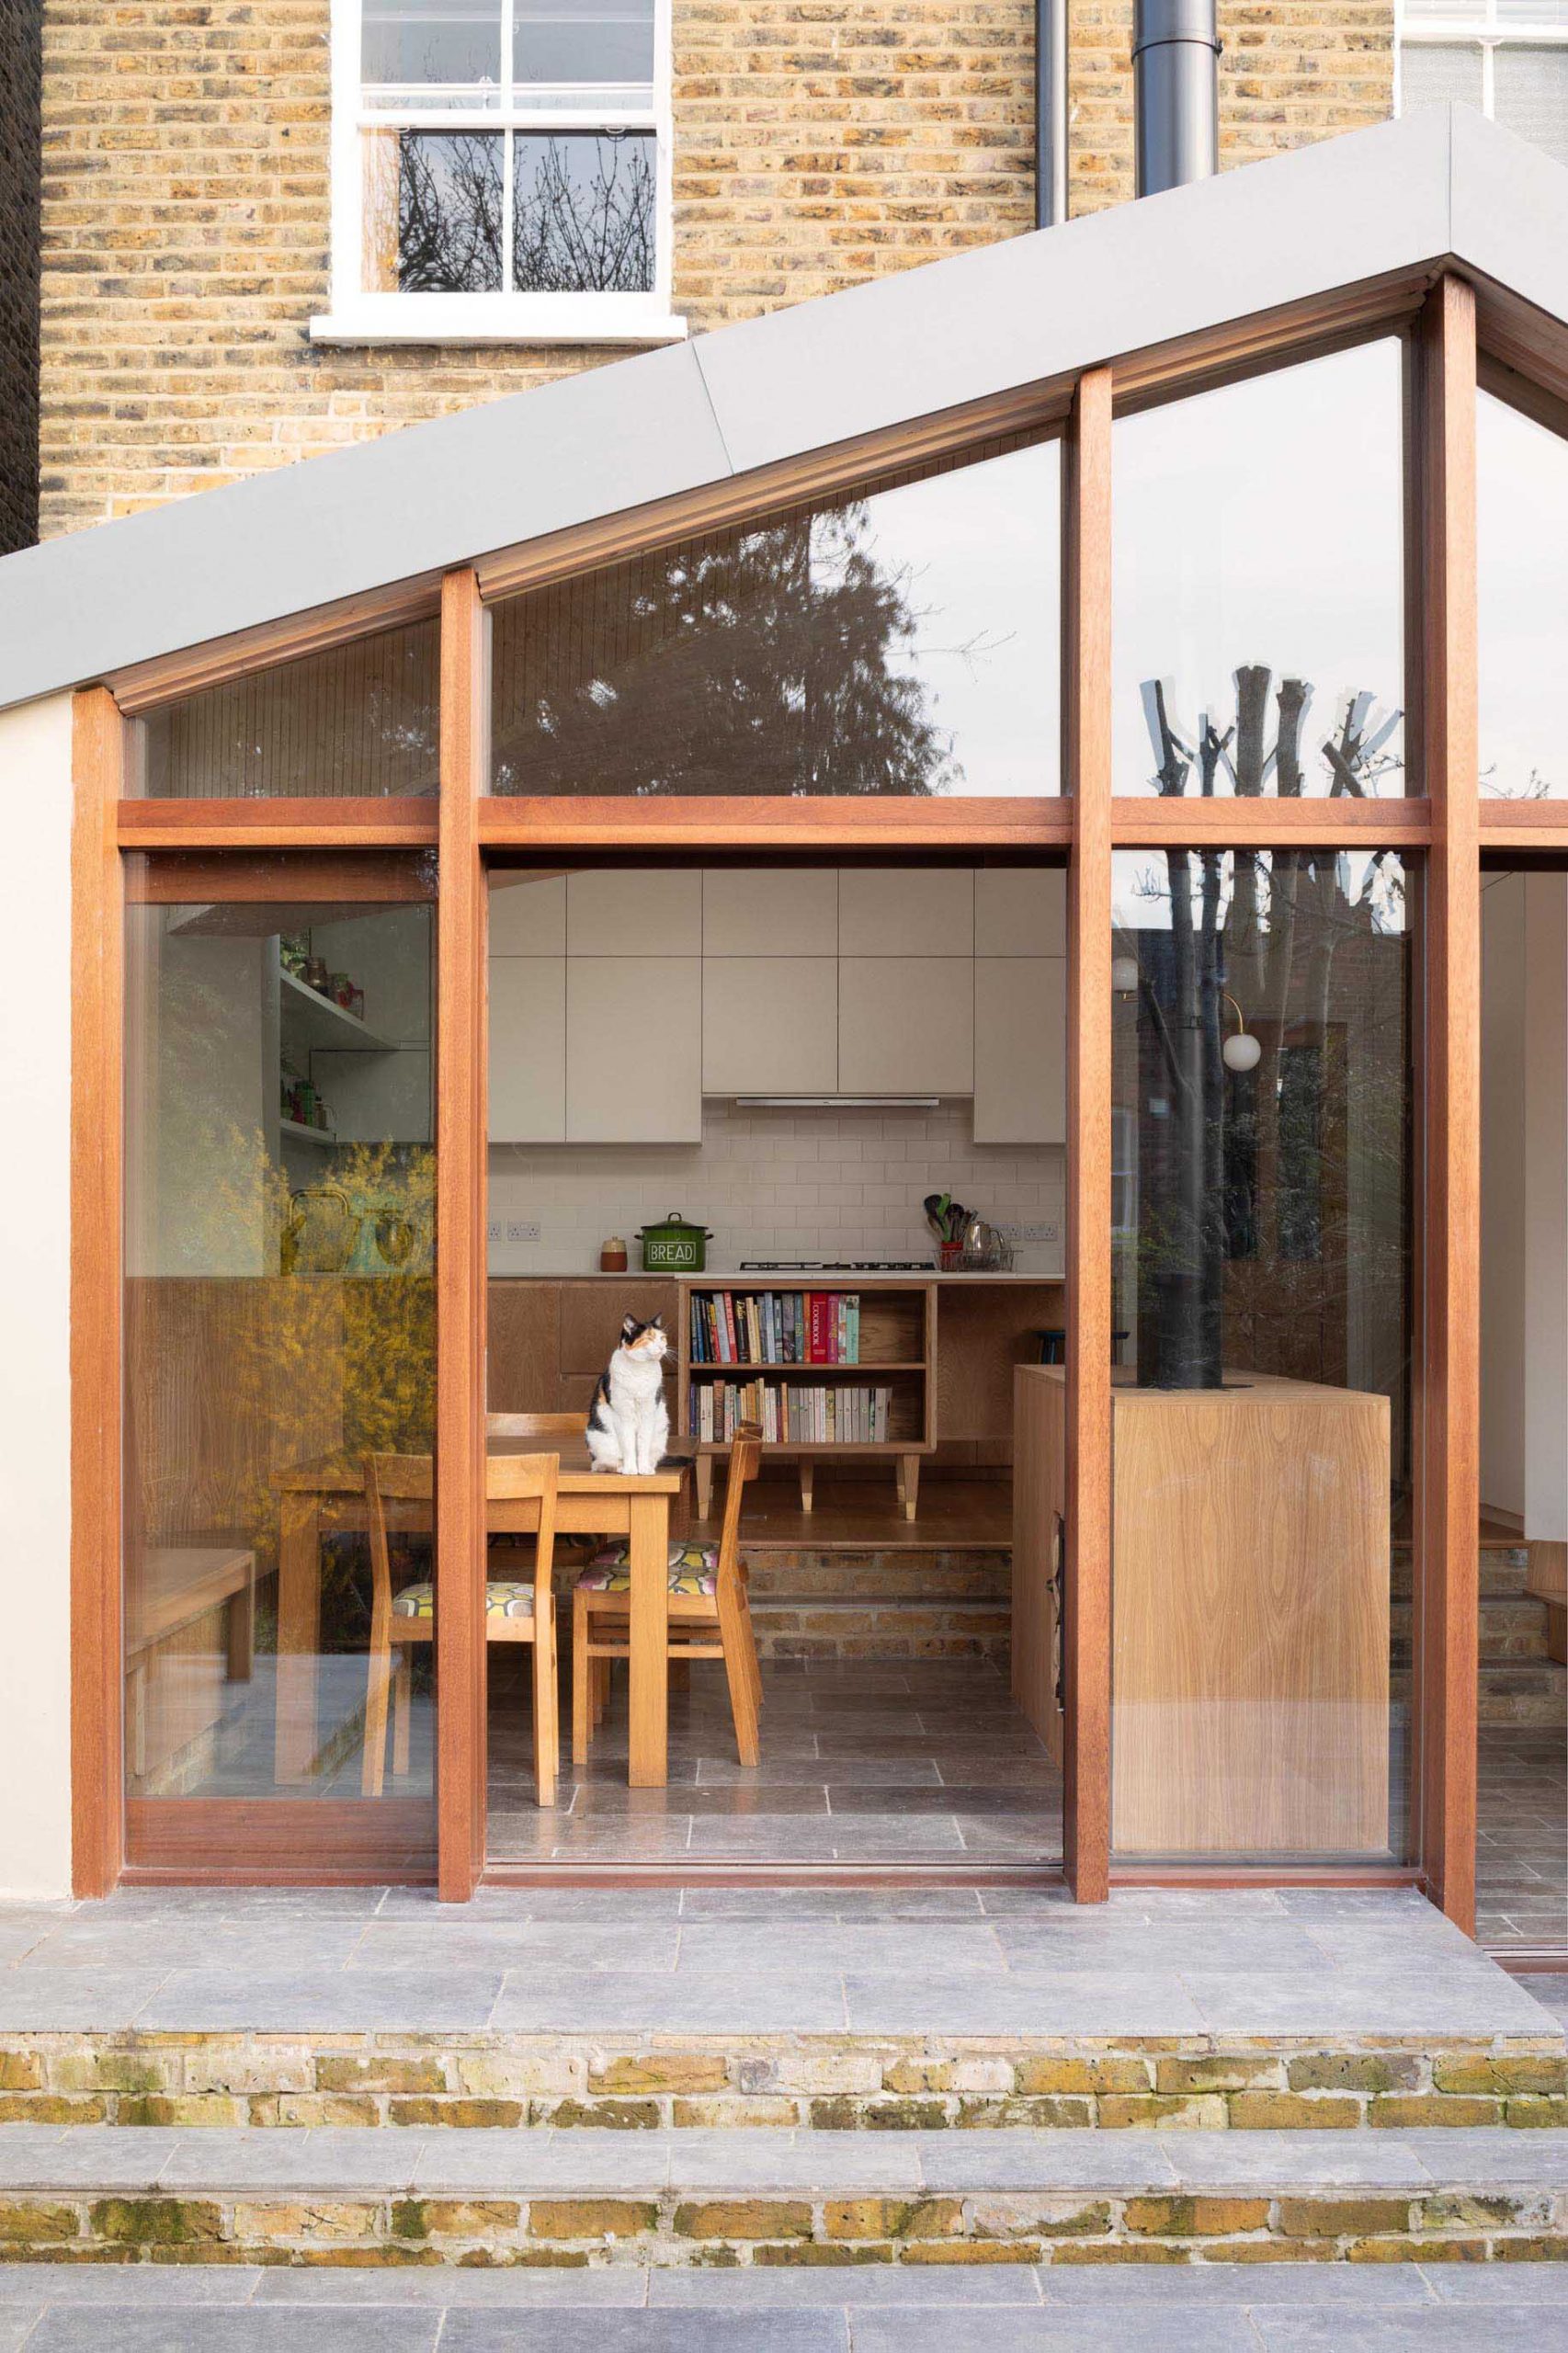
[{"x1": 637, "y1": 1212, "x2": 712, "y2": 1272}]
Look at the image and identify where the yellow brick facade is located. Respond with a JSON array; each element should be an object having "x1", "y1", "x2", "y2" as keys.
[{"x1": 39, "y1": 1, "x2": 1394, "y2": 538}]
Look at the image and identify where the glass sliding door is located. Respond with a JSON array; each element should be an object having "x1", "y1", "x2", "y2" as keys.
[
  {"x1": 1108, "y1": 846, "x2": 1414, "y2": 1860},
  {"x1": 121, "y1": 857, "x2": 437, "y2": 1870}
]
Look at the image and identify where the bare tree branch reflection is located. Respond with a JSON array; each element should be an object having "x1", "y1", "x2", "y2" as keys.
[{"x1": 513, "y1": 133, "x2": 654, "y2": 293}]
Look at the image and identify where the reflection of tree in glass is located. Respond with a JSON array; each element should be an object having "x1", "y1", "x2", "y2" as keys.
[
  {"x1": 513, "y1": 134, "x2": 654, "y2": 293},
  {"x1": 397, "y1": 133, "x2": 503, "y2": 290},
  {"x1": 494, "y1": 504, "x2": 959, "y2": 795}
]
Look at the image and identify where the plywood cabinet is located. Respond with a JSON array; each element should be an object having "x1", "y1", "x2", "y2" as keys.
[
  {"x1": 973, "y1": 958, "x2": 1066, "y2": 1142},
  {"x1": 489, "y1": 955, "x2": 566, "y2": 1142},
  {"x1": 566, "y1": 955, "x2": 702, "y2": 1142},
  {"x1": 702, "y1": 957, "x2": 838, "y2": 1093},
  {"x1": 838, "y1": 957, "x2": 974, "y2": 1094}
]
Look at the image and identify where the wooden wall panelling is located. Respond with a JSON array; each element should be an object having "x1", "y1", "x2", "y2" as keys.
[
  {"x1": 1063, "y1": 366, "x2": 1114, "y2": 1904},
  {"x1": 72, "y1": 687, "x2": 128, "y2": 1896},
  {"x1": 936, "y1": 1283, "x2": 1067, "y2": 1462},
  {"x1": 436, "y1": 569, "x2": 489, "y2": 1899},
  {"x1": 486, "y1": 1281, "x2": 563, "y2": 1415},
  {"x1": 1013, "y1": 1365, "x2": 1066, "y2": 1767},
  {"x1": 1414, "y1": 276, "x2": 1482, "y2": 1933}
]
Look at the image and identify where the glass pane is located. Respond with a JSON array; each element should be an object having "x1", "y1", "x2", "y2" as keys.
[
  {"x1": 1399, "y1": 40, "x2": 1486, "y2": 112},
  {"x1": 1403, "y1": 0, "x2": 1490, "y2": 19},
  {"x1": 1109, "y1": 847, "x2": 1413, "y2": 1860},
  {"x1": 123, "y1": 882, "x2": 437, "y2": 1818},
  {"x1": 1112, "y1": 341, "x2": 1407, "y2": 797},
  {"x1": 491, "y1": 442, "x2": 1062, "y2": 795},
  {"x1": 375, "y1": 130, "x2": 505, "y2": 292},
  {"x1": 362, "y1": 0, "x2": 503, "y2": 100},
  {"x1": 1494, "y1": 42, "x2": 1568, "y2": 165},
  {"x1": 514, "y1": 0, "x2": 655, "y2": 97},
  {"x1": 512, "y1": 131, "x2": 655, "y2": 292},
  {"x1": 1497, "y1": 0, "x2": 1568, "y2": 29},
  {"x1": 140, "y1": 623, "x2": 439, "y2": 800},
  {"x1": 1479, "y1": 389, "x2": 1568, "y2": 799}
]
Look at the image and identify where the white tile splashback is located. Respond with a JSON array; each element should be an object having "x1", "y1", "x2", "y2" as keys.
[{"x1": 489, "y1": 1097, "x2": 1063, "y2": 1275}]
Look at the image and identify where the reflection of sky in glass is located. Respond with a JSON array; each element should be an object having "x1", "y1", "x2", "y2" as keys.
[
  {"x1": 1111, "y1": 848, "x2": 1406, "y2": 934},
  {"x1": 1113, "y1": 341, "x2": 1405, "y2": 797},
  {"x1": 847, "y1": 442, "x2": 1062, "y2": 795},
  {"x1": 1479, "y1": 389, "x2": 1568, "y2": 800}
]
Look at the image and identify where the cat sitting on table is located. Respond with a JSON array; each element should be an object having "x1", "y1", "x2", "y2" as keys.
[{"x1": 585, "y1": 1313, "x2": 671, "y2": 1477}]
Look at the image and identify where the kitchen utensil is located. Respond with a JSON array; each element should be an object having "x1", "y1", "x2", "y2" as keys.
[
  {"x1": 923, "y1": 1192, "x2": 949, "y2": 1242},
  {"x1": 636, "y1": 1211, "x2": 713, "y2": 1272},
  {"x1": 600, "y1": 1236, "x2": 629, "y2": 1272},
  {"x1": 280, "y1": 1184, "x2": 360, "y2": 1275}
]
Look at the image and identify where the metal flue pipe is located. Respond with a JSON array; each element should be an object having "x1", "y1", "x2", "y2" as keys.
[
  {"x1": 1035, "y1": 0, "x2": 1068, "y2": 228},
  {"x1": 1131, "y1": 0, "x2": 1221, "y2": 197}
]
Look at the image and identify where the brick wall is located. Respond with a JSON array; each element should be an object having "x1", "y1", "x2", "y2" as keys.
[
  {"x1": 0, "y1": 0, "x2": 40, "y2": 551},
  {"x1": 38, "y1": 1, "x2": 1394, "y2": 538}
]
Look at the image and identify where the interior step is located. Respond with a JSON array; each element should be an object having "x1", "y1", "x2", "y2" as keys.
[
  {"x1": 1391, "y1": 1597, "x2": 1554, "y2": 1663},
  {"x1": 0, "y1": 2124, "x2": 1561, "y2": 2266},
  {"x1": 751, "y1": 1595, "x2": 1011, "y2": 1661},
  {"x1": 1392, "y1": 1545, "x2": 1531, "y2": 1599}
]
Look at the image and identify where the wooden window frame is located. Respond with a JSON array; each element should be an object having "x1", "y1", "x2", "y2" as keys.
[{"x1": 71, "y1": 269, "x2": 1500, "y2": 1919}]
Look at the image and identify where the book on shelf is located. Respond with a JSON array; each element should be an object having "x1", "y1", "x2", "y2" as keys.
[
  {"x1": 687, "y1": 1379, "x2": 892, "y2": 1446},
  {"x1": 687, "y1": 1289, "x2": 868, "y2": 1368}
]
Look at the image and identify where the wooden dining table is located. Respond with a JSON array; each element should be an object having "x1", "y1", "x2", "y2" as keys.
[{"x1": 274, "y1": 1434, "x2": 695, "y2": 1790}]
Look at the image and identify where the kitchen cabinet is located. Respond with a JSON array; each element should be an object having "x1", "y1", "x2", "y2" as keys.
[
  {"x1": 489, "y1": 873, "x2": 566, "y2": 957},
  {"x1": 568, "y1": 869, "x2": 702, "y2": 956},
  {"x1": 703, "y1": 870, "x2": 837, "y2": 957},
  {"x1": 972, "y1": 958, "x2": 1066, "y2": 1142},
  {"x1": 566, "y1": 955, "x2": 702, "y2": 1142},
  {"x1": 838, "y1": 868, "x2": 974, "y2": 957},
  {"x1": 975, "y1": 869, "x2": 1065, "y2": 957},
  {"x1": 489, "y1": 955, "x2": 567, "y2": 1142},
  {"x1": 702, "y1": 957, "x2": 838, "y2": 1094},
  {"x1": 838, "y1": 957, "x2": 974, "y2": 1095}
]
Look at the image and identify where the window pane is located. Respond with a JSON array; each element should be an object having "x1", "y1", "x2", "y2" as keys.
[
  {"x1": 512, "y1": 131, "x2": 655, "y2": 293},
  {"x1": 1113, "y1": 341, "x2": 1406, "y2": 796},
  {"x1": 123, "y1": 883, "x2": 437, "y2": 1825},
  {"x1": 377, "y1": 131, "x2": 505, "y2": 292},
  {"x1": 1399, "y1": 40, "x2": 1485, "y2": 112},
  {"x1": 1403, "y1": 0, "x2": 1488, "y2": 19},
  {"x1": 1478, "y1": 389, "x2": 1568, "y2": 798},
  {"x1": 514, "y1": 0, "x2": 655, "y2": 97},
  {"x1": 1109, "y1": 847, "x2": 1412, "y2": 1861},
  {"x1": 362, "y1": 0, "x2": 503, "y2": 100},
  {"x1": 1496, "y1": 0, "x2": 1568, "y2": 29},
  {"x1": 1494, "y1": 43, "x2": 1568, "y2": 165},
  {"x1": 140, "y1": 623, "x2": 439, "y2": 801},
  {"x1": 491, "y1": 442, "x2": 1062, "y2": 796}
]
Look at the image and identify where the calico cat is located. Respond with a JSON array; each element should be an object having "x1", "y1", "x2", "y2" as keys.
[{"x1": 585, "y1": 1313, "x2": 671, "y2": 1476}]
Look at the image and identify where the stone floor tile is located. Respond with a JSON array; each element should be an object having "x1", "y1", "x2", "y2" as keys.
[
  {"x1": 991, "y1": 1922, "x2": 1324, "y2": 1971},
  {"x1": 490, "y1": 1972, "x2": 847, "y2": 2031},
  {"x1": 676, "y1": 1888, "x2": 986, "y2": 1920},
  {"x1": 1035, "y1": 2267, "x2": 1435, "y2": 2306},
  {"x1": 350, "y1": 1923, "x2": 681, "y2": 1971},
  {"x1": 1392, "y1": 2126, "x2": 1568, "y2": 2183},
  {"x1": 1150, "y1": 2133, "x2": 1437, "y2": 2190},
  {"x1": 22, "y1": 2314, "x2": 443, "y2": 2353},
  {"x1": 410, "y1": 2130, "x2": 668, "y2": 2192},
  {"x1": 1251, "y1": 2313, "x2": 1550, "y2": 2351},
  {"x1": 256, "y1": 2270, "x2": 648, "y2": 2305},
  {"x1": 850, "y1": 2312, "x2": 1262, "y2": 2353},
  {"x1": 915, "y1": 2131, "x2": 1179, "y2": 2192},
  {"x1": 1522, "y1": 1972, "x2": 1568, "y2": 2025},
  {"x1": 156, "y1": 2131, "x2": 419, "y2": 2194},
  {"x1": 669, "y1": 2131, "x2": 922, "y2": 2192},
  {"x1": 0, "y1": 1970, "x2": 169, "y2": 2030},
  {"x1": 649, "y1": 2268, "x2": 1044, "y2": 2305},
  {"x1": 845, "y1": 1969, "x2": 1204, "y2": 2034},
  {"x1": 440, "y1": 2315, "x2": 846, "y2": 2352},
  {"x1": 675, "y1": 1923, "x2": 1006, "y2": 1975},
  {"x1": 1424, "y1": 2266, "x2": 1568, "y2": 2303},
  {"x1": 0, "y1": 2126, "x2": 178, "y2": 2188},
  {"x1": 0, "y1": 2317, "x2": 40, "y2": 2352},
  {"x1": 133, "y1": 1969, "x2": 504, "y2": 2031},
  {"x1": 1178, "y1": 1966, "x2": 1554, "y2": 2036},
  {"x1": 18, "y1": 1926, "x2": 370, "y2": 1973},
  {"x1": 0, "y1": 2268, "x2": 261, "y2": 2305}
]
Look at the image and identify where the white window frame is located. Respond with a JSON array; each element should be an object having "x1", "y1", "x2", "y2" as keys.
[
  {"x1": 1396, "y1": 0, "x2": 1568, "y2": 130},
  {"x1": 312, "y1": 0, "x2": 684, "y2": 346}
]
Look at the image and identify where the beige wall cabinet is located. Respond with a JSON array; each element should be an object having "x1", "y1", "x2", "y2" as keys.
[
  {"x1": 702, "y1": 870, "x2": 837, "y2": 957},
  {"x1": 489, "y1": 956, "x2": 567, "y2": 1142},
  {"x1": 838, "y1": 957, "x2": 974, "y2": 1095},
  {"x1": 975, "y1": 869, "x2": 1065, "y2": 958},
  {"x1": 702, "y1": 957, "x2": 838, "y2": 1094},
  {"x1": 838, "y1": 868, "x2": 974, "y2": 958},
  {"x1": 568, "y1": 869, "x2": 702, "y2": 956},
  {"x1": 973, "y1": 958, "x2": 1066, "y2": 1143},
  {"x1": 566, "y1": 955, "x2": 702, "y2": 1142},
  {"x1": 489, "y1": 874, "x2": 566, "y2": 958}
]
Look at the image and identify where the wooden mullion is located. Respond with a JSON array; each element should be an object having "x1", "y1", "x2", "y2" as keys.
[
  {"x1": 479, "y1": 798, "x2": 1074, "y2": 850},
  {"x1": 436, "y1": 568, "x2": 489, "y2": 1901},
  {"x1": 71, "y1": 688, "x2": 128, "y2": 1897},
  {"x1": 1415, "y1": 275, "x2": 1481, "y2": 1934},
  {"x1": 1109, "y1": 799, "x2": 1431, "y2": 848},
  {"x1": 1063, "y1": 366, "x2": 1114, "y2": 1905},
  {"x1": 118, "y1": 797, "x2": 439, "y2": 848}
]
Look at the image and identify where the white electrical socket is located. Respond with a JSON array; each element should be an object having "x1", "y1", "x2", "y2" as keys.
[
  {"x1": 506, "y1": 1220, "x2": 541, "y2": 1243},
  {"x1": 1001, "y1": 1222, "x2": 1060, "y2": 1245},
  {"x1": 486, "y1": 1220, "x2": 502, "y2": 1244}
]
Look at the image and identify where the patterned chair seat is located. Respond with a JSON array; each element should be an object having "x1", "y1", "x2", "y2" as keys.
[
  {"x1": 392, "y1": 1580, "x2": 535, "y2": 1622},
  {"x1": 575, "y1": 1540, "x2": 719, "y2": 1599}
]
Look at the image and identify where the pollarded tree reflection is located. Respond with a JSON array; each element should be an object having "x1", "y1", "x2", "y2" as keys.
[
  {"x1": 513, "y1": 133, "x2": 654, "y2": 294},
  {"x1": 395, "y1": 132, "x2": 504, "y2": 291}
]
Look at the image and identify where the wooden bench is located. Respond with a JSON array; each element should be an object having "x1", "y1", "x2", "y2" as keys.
[{"x1": 125, "y1": 1546, "x2": 256, "y2": 1792}]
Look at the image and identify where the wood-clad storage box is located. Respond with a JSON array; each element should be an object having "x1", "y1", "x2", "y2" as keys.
[{"x1": 1014, "y1": 1365, "x2": 1391, "y2": 1854}]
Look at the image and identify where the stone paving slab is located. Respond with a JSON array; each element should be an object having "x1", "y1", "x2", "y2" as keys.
[{"x1": 0, "y1": 2122, "x2": 1560, "y2": 2197}]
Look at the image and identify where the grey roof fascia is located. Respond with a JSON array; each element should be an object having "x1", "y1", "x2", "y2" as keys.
[{"x1": 6, "y1": 103, "x2": 1567, "y2": 720}]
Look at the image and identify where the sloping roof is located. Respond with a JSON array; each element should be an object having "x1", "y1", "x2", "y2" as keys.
[{"x1": 3, "y1": 104, "x2": 1565, "y2": 715}]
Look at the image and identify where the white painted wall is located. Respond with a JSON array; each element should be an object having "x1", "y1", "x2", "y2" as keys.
[
  {"x1": 1480, "y1": 872, "x2": 1527, "y2": 1523},
  {"x1": 0, "y1": 695, "x2": 74, "y2": 1896}
]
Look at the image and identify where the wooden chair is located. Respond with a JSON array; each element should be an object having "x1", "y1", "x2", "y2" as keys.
[
  {"x1": 362, "y1": 1449, "x2": 562, "y2": 1806},
  {"x1": 486, "y1": 1415, "x2": 593, "y2": 1565},
  {"x1": 571, "y1": 1425, "x2": 763, "y2": 1769}
]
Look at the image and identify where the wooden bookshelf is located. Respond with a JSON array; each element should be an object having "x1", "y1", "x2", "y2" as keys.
[{"x1": 676, "y1": 1279, "x2": 937, "y2": 1520}]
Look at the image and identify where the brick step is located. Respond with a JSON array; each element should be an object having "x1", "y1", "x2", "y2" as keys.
[
  {"x1": 5, "y1": 2031, "x2": 1562, "y2": 2131},
  {"x1": 751, "y1": 1595, "x2": 1010, "y2": 1662},
  {"x1": 1392, "y1": 1547, "x2": 1531, "y2": 1599},
  {"x1": 745, "y1": 1552, "x2": 1012, "y2": 1604},
  {"x1": 1390, "y1": 1597, "x2": 1552, "y2": 1662},
  {"x1": 0, "y1": 2124, "x2": 1562, "y2": 2266}
]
